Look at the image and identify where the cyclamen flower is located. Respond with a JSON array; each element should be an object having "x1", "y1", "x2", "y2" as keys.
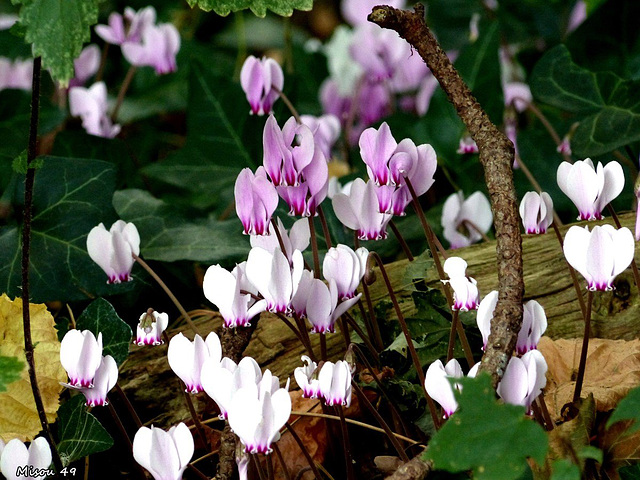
[
  {"x1": 301, "y1": 114, "x2": 341, "y2": 159},
  {"x1": 557, "y1": 158, "x2": 624, "y2": 221},
  {"x1": 519, "y1": 191, "x2": 554, "y2": 234},
  {"x1": 86, "y1": 220, "x2": 140, "y2": 283},
  {"x1": 294, "y1": 356, "x2": 320, "y2": 398},
  {"x1": 69, "y1": 82, "x2": 121, "y2": 138},
  {"x1": 227, "y1": 372, "x2": 291, "y2": 454},
  {"x1": 263, "y1": 115, "x2": 315, "y2": 187},
  {"x1": 477, "y1": 291, "x2": 547, "y2": 354},
  {"x1": 234, "y1": 167, "x2": 279, "y2": 236},
  {"x1": 122, "y1": 23, "x2": 180, "y2": 75},
  {"x1": 289, "y1": 270, "x2": 315, "y2": 318},
  {"x1": 323, "y1": 244, "x2": 369, "y2": 300},
  {"x1": 0, "y1": 438, "x2": 52, "y2": 480},
  {"x1": 359, "y1": 122, "x2": 397, "y2": 186},
  {"x1": 203, "y1": 262, "x2": 266, "y2": 328},
  {"x1": 135, "y1": 309, "x2": 169, "y2": 345},
  {"x1": 69, "y1": 44, "x2": 100, "y2": 88},
  {"x1": 133, "y1": 423, "x2": 194, "y2": 480},
  {"x1": 442, "y1": 256, "x2": 479, "y2": 311},
  {"x1": 250, "y1": 217, "x2": 310, "y2": 261},
  {"x1": 424, "y1": 359, "x2": 480, "y2": 418},
  {"x1": 456, "y1": 136, "x2": 478, "y2": 155},
  {"x1": 503, "y1": 81, "x2": 532, "y2": 113},
  {"x1": 0, "y1": 58, "x2": 33, "y2": 92},
  {"x1": 167, "y1": 332, "x2": 222, "y2": 393},
  {"x1": 497, "y1": 350, "x2": 547, "y2": 412},
  {"x1": 276, "y1": 147, "x2": 329, "y2": 217},
  {"x1": 332, "y1": 178, "x2": 392, "y2": 240},
  {"x1": 441, "y1": 191, "x2": 493, "y2": 249},
  {"x1": 240, "y1": 56, "x2": 284, "y2": 116},
  {"x1": 95, "y1": 6, "x2": 156, "y2": 46},
  {"x1": 245, "y1": 247, "x2": 304, "y2": 314},
  {"x1": 305, "y1": 278, "x2": 361, "y2": 334},
  {"x1": 350, "y1": 24, "x2": 409, "y2": 82},
  {"x1": 318, "y1": 360, "x2": 352, "y2": 407},
  {"x1": 557, "y1": 136, "x2": 572, "y2": 156},
  {"x1": 60, "y1": 329, "x2": 103, "y2": 388},
  {"x1": 563, "y1": 225, "x2": 635, "y2": 291},
  {"x1": 62, "y1": 355, "x2": 118, "y2": 407}
]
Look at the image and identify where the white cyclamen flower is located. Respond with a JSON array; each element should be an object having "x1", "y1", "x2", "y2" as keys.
[
  {"x1": 133, "y1": 423, "x2": 194, "y2": 480},
  {"x1": 168, "y1": 332, "x2": 222, "y2": 394}
]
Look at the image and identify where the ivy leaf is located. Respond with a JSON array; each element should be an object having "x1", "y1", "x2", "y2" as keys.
[
  {"x1": 0, "y1": 355, "x2": 24, "y2": 392},
  {"x1": 76, "y1": 298, "x2": 132, "y2": 365},
  {"x1": 607, "y1": 385, "x2": 640, "y2": 433},
  {"x1": 18, "y1": 0, "x2": 100, "y2": 85},
  {"x1": 530, "y1": 44, "x2": 640, "y2": 157},
  {"x1": 56, "y1": 395, "x2": 113, "y2": 467},
  {"x1": 550, "y1": 459, "x2": 580, "y2": 480},
  {"x1": 425, "y1": 374, "x2": 548, "y2": 480},
  {"x1": 186, "y1": 0, "x2": 313, "y2": 17},
  {"x1": 114, "y1": 188, "x2": 250, "y2": 264}
]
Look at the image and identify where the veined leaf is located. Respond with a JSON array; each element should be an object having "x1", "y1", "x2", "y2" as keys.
[
  {"x1": 186, "y1": 0, "x2": 313, "y2": 17},
  {"x1": 76, "y1": 299, "x2": 132, "y2": 365},
  {"x1": 0, "y1": 355, "x2": 23, "y2": 393}
]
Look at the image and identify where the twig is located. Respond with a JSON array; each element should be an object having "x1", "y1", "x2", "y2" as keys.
[
  {"x1": 271, "y1": 85, "x2": 301, "y2": 124},
  {"x1": 21, "y1": 56, "x2": 63, "y2": 472},
  {"x1": 318, "y1": 206, "x2": 333, "y2": 250},
  {"x1": 336, "y1": 405, "x2": 356, "y2": 480},
  {"x1": 284, "y1": 421, "x2": 323, "y2": 480},
  {"x1": 106, "y1": 400, "x2": 148, "y2": 479},
  {"x1": 573, "y1": 290, "x2": 593, "y2": 403},
  {"x1": 370, "y1": 4, "x2": 524, "y2": 389},
  {"x1": 111, "y1": 65, "x2": 137, "y2": 122},
  {"x1": 389, "y1": 220, "x2": 414, "y2": 261},
  {"x1": 273, "y1": 444, "x2": 292, "y2": 480}
]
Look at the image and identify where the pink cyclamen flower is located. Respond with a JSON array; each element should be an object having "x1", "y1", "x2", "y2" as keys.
[
  {"x1": 320, "y1": 78, "x2": 352, "y2": 125},
  {"x1": 69, "y1": 82, "x2": 121, "y2": 138},
  {"x1": 60, "y1": 329, "x2": 103, "y2": 388},
  {"x1": 250, "y1": 217, "x2": 310, "y2": 261},
  {"x1": 135, "y1": 309, "x2": 169, "y2": 345},
  {"x1": 503, "y1": 81, "x2": 532, "y2": 113},
  {"x1": 301, "y1": 114, "x2": 341, "y2": 160},
  {"x1": 290, "y1": 269, "x2": 314, "y2": 318},
  {"x1": 294, "y1": 355, "x2": 321, "y2": 398},
  {"x1": 276, "y1": 147, "x2": 329, "y2": 217},
  {"x1": 87, "y1": 220, "x2": 140, "y2": 283},
  {"x1": 424, "y1": 359, "x2": 479, "y2": 418},
  {"x1": 62, "y1": 355, "x2": 118, "y2": 407},
  {"x1": 341, "y1": 0, "x2": 404, "y2": 25},
  {"x1": 318, "y1": 360, "x2": 352, "y2": 407},
  {"x1": 246, "y1": 246, "x2": 304, "y2": 314},
  {"x1": 323, "y1": 244, "x2": 369, "y2": 300},
  {"x1": 333, "y1": 178, "x2": 392, "y2": 240},
  {"x1": 350, "y1": 23, "x2": 409, "y2": 82},
  {"x1": 557, "y1": 158, "x2": 624, "y2": 221},
  {"x1": 227, "y1": 373, "x2": 291, "y2": 454},
  {"x1": 456, "y1": 136, "x2": 478, "y2": 154},
  {"x1": 441, "y1": 191, "x2": 493, "y2": 249},
  {"x1": 442, "y1": 256, "x2": 479, "y2": 311},
  {"x1": 69, "y1": 44, "x2": 101, "y2": 88},
  {"x1": 201, "y1": 356, "x2": 262, "y2": 419},
  {"x1": 203, "y1": 262, "x2": 266, "y2": 328},
  {"x1": 0, "y1": 14, "x2": 18, "y2": 31},
  {"x1": 133, "y1": 423, "x2": 194, "y2": 480},
  {"x1": 240, "y1": 56, "x2": 284, "y2": 116},
  {"x1": 557, "y1": 136, "x2": 572, "y2": 156},
  {"x1": 497, "y1": 350, "x2": 547, "y2": 412},
  {"x1": 0, "y1": 58, "x2": 33, "y2": 92},
  {"x1": 95, "y1": 6, "x2": 156, "y2": 46},
  {"x1": 563, "y1": 225, "x2": 635, "y2": 291},
  {"x1": 0, "y1": 437, "x2": 52, "y2": 480},
  {"x1": 567, "y1": 0, "x2": 587, "y2": 34},
  {"x1": 235, "y1": 167, "x2": 279, "y2": 235},
  {"x1": 359, "y1": 122, "x2": 397, "y2": 186},
  {"x1": 305, "y1": 278, "x2": 361, "y2": 334},
  {"x1": 167, "y1": 332, "x2": 222, "y2": 393},
  {"x1": 519, "y1": 191, "x2": 554, "y2": 234},
  {"x1": 122, "y1": 23, "x2": 180, "y2": 74}
]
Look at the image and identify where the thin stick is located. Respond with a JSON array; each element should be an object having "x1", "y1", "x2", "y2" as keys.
[
  {"x1": 343, "y1": 313, "x2": 380, "y2": 361},
  {"x1": 95, "y1": 43, "x2": 109, "y2": 83},
  {"x1": 308, "y1": 216, "x2": 327, "y2": 361},
  {"x1": 550, "y1": 222, "x2": 587, "y2": 320},
  {"x1": 186, "y1": 464, "x2": 210, "y2": 480},
  {"x1": 572, "y1": 290, "x2": 593, "y2": 404},
  {"x1": 111, "y1": 65, "x2": 137, "y2": 122},
  {"x1": 276, "y1": 312, "x2": 316, "y2": 361},
  {"x1": 21, "y1": 56, "x2": 63, "y2": 472},
  {"x1": 271, "y1": 218, "x2": 289, "y2": 257},
  {"x1": 446, "y1": 310, "x2": 459, "y2": 363},
  {"x1": 536, "y1": 394, "x2": 554, "y2": 431},
  {"x1": 318, "y1": 205, "x2": 333, "y2": 250},
  {"x1": 389, "y1": 220, "x2": 414, "y2": 261},
  {"x1": 133, "y1": 253, "x2": 200, "y2": 335},
  {"x1": 273, "y1": 444, "x2": 292, "y2": 480},
  {"x1": 607, "y1": 205, "x2": 640, "y2": 294},
  {"x1": 292, "y1": 312, "x2": 318, "y2": 363},
  {"x1": 336, "y1": 405, "x2": 356, "y2": 480},
  {"x1": 266, "y1": 452, "x2": 275, "y2": 480},
  {"x1": 84, "y1": 456, "x2": 90, "y2": 480},
  {"x1": 271, "y1": 86, "x2": 301, "y2": 124},
  {"x1": 106, "y1": 400, "x2": 148, "y2": 480},
  {"x1": 367, "y1": 252, "x2": 441, "y2": 428},
  {"x1": 252, "y1": 453, "x2": 267, "y2": 480},
  {"x1": 285, "y1": 421, "x2": 323, "y2": 480},
  {"x1": 356, "y1": 232, "x2": 384, "y2": 350},
  {"x1": 115, "y1": 383, "x2": 143, "y2": 427}
]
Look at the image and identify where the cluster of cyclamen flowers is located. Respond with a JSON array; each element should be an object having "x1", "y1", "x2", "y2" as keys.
[{"x1": 64, "y1": 6, "x2": 180, "y2": 138}]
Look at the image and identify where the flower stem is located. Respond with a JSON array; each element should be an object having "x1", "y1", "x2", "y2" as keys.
[
  {"x1": 271, "y1": 86, "x2": 301, "y2": 124},
  {"x1": 273, "y1": 443, "x2": 292, "y2": 480},
  {"x1": 519, "y1": 98, "x2": 571, "y2": 163},
  {"x1": 21, "y1": 56, "x2": 63, "y2": 473},
  {"x1": 355, "y1": 233, "x2": 385, "y2": 350},
  {"x1": 106, "y1": 399, "x2": 148, "y2": 480},
  {"x1": 318, "y1": 205, "x2": 333, "y2": 250},
  {"x1": 133, "y1": 253, "x2": 200, "y2": 336},
  {"x1": 95, "y1": 43, "x2": 109, "y2": 83},
  {"x1": 336, "y1": 405, "x2": 356, "y2": 480},
  {"x1": 389, "y1": 220, "x2": 414, "y2": 261},
  {"x1": 514, "y1": 153, "x2": 563, "y2": 227},
  {"x1": 115, "y1": 383, "x2": 143, "y2": 427},
  {"x1": 285, "y1": 421, "x2": 323, "y2": 480},
  {"x1": 572, "y1": 290, "x2": 593, "y2": 404},
  {"x1": 446, "y1": 310, "x2": 459, "y2": 363},
  {"x1": 111, "y1": 65, "x2": 137, "y2": 122},
  {"x1": 550, "y1": 222, "x2": 587, "y2": 320},
  {"x1": 343, "y1": 313, "x2": 380, "y2": 362},
  {"x1": 271, "y1": 217, "x2": 288, "y2": 257},
  {"x1": 607, "y1": 205, "x2": 640, "y2": 295},
  {"x1": 366, "y1": 252, "x2": 441, "y2": 428},
  {"x1": 277, "y1": 312, "x2": 317, "y2": 363}
]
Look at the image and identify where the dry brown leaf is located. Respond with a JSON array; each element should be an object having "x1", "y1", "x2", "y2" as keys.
[
  {"x1": 0, "y1": 294, "x2": 66, "y2": 441},
  {"x1": 601, "y1": 420, "x2": 640, "y2": 477},
  {"x1": 538, "y1": 337, "x2": 640, "y2": 421}
]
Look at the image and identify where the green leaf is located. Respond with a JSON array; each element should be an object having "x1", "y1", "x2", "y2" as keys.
[
  {"x1": 607, "y1": 385, "x2": 640, "y2": 433},
  {"x1": 12, "y1": 150, "x2": 44, "y2": 173},
  {"x1": 0, "y1": 156, "x2": 137, "y2": 302},
  {"x1": 530, "y1": 44, "x2": 640, "y2": 156},
  {"x1": 425, "y1": 374, "x2": 548, "y2": 480},
  {"x1": 550, "y1": 459, "x2": 580, "y2": 480},
  {"x1": 18, "y1": 0, "x2": 100, "y2": 85},
  {"x1": 76, "y1": 298, "x2": 132, "y2": 365},
  {"x1": 114, "y1": 188, "x2": 250, "y2": 264},
  {"x1": 56, "y1": 395, "x2": 113, "y2": 467},
  {"x1": 0, "y1": 355, "x2": 24, "y2": 392},
  {"x1": 186, "y1": 0, "x2": 313, "y2": 17}
]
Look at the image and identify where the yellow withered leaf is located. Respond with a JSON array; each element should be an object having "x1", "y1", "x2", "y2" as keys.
[{"x1": 0, "y1": 294, "x2": 65, "y2": 441}]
